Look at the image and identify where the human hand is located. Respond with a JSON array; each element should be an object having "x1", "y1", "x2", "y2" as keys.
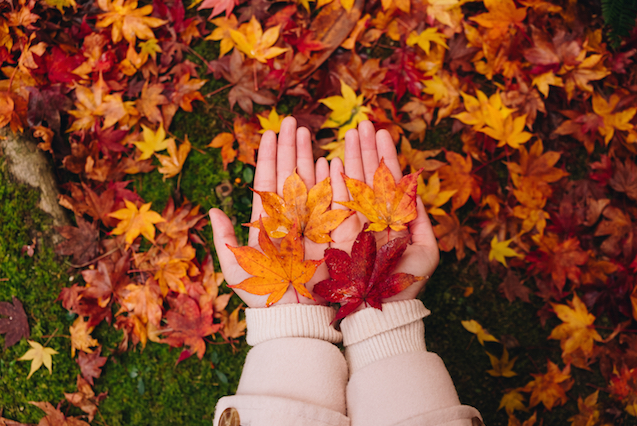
[
  {"x1": 329, "y1": 121, "x2": 440, "y2": 301},
  {"x1": 210, "y1": 117, "x2": 330, "y2": 308}
]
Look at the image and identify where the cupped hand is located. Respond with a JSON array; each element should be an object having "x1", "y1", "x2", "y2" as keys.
[
  {"x1": 329, "y1": 121, "x2": 440, "y2": 301},
  {"x1": 210, "y1": 117, "x2": 330, "y2": 308}
]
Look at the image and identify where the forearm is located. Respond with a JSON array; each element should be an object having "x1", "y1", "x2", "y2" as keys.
[
  {"x1": 342, "y1": 300, "x2": 482, "y2": 426},
  {"x1": 213, "y1": 304, "x2": 349, "y2": 426}
]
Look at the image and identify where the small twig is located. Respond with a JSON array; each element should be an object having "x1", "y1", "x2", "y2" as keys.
[
  {"x1": 43, "y1": 328, "x2": 59, "y2": 347},
  {"x1": 205, "y1": 83, "x2": 233, "y2": 98},
  {"x1": 39, "y1": 334, "x2": 71, "y2": 339},
  {"x1": 65, "y1": 246, "x2": 121, "y2": 269}
]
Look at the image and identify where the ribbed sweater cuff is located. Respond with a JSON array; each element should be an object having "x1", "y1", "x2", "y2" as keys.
[
  {"x1": 246, "y1": 304, "x2": 342, "y2": 346},
  {"x1": 341, "y1": 300, "x2": 430, "y2": 373}
]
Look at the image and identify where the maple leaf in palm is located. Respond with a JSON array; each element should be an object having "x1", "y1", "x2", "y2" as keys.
[
  {"x1": 156, "y1": 136, "x2": 191, "y2": 179},
  {"x1": 133, "y1": 124, "x2": 170, "y2": 160},
  {"x1": 95, "y1": 0, "x2": 167, "y2": 44},
  {"x1": 486, "y1": 347, "x2": 518, "y2": 377},
  {"x1": 314, "y1": 225, "x2": 423, "y2": 320},
  {"x1": 230, "y1": 16, "x2": 288, "y2": 63},
  {"x1": 549, "y1": 294, "x2": 602, "y2": 362},
  {"x1": 109, "y1": 200, "x2": 165, "y2": 246},
  {"x1": 592, "y1": 92, "x2": 637, "y2": 145},
  {"x1": 18, "y1": 340, "x2": 58, "y2": 379},
  {"x1": 461, "y1": 319, "x2": 499, "y2": 345},
  {"x1": 249, "y1": 172, "x2": 353, "y2": 243},
  {"x1": 338, "y1": 159, "x2": 422, "y2": 232},
  {"x1": 522, "y1": 360, "x2": 573, "y2": 410},
  {"x1": 228, "y1": 221, "x2": 322, "y2": 306},
  {"x1": 319, "y1": 80, "x2": 371, "y2": 139}
]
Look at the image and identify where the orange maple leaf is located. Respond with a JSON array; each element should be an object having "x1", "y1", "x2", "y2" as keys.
[
  {"x1": 549, "y1": 294, "x2": 603, "y2": 360},
  {"x1": 337, "y1": 159, "x2": 422, "y2": 232},
  {"x1": 438, "y1": 151, "x2": 482, "y2": 211},
  {"x1": 530, "y1": 233, "x2": 589, "y2": 291},
  {"x1": 108, "y1": 200, "x2": 165, "y2": 246},
  {"x1": 228, "y1": 221, "x2": 322, "y2": 306},
  {"x1": 230, "y1": 16, "x2": 288, "y2": 63},
  {"x1": 522, "y1": 360, "x2": 573, "y2": 410},
  {"x1": 470, "y1": 0, "x2": 527, "y2": 41},
  {"x1": 249, "y1": 171, "x2": 353, "y2": 243},
  {"x1": 208, "y1": 132, "x2": 237, "y2": 170}
]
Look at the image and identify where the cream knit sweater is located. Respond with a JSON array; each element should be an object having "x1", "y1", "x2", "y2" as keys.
[{"x1": 213, "y1": 300, "x2": 482, "y2": 426}]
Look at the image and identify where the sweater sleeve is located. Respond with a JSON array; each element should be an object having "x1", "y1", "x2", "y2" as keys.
[
  {"x1": 213, "y1": 304, "x2": 350, "y2": 426},
  {"x1": 341, "y1": 300, "x2": 482, "y2": 426}
]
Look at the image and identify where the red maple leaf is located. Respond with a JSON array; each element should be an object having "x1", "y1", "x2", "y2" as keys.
[
  {"x1": 313, "y1": 225, "x2": 423, "y2": 321},
  {"x1": 162, "y1": 293, "x2": 221, "y2": 361},
  {"x1": 76, "y1": 346, "x2": 108, "y2": 386}
]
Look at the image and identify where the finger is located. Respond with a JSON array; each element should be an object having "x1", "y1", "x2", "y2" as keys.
[
  {"x1": 276, "y1": 116, "x2": 298, "y2": 194},
  {"x1": 376, "y1": 129, "x2": 402, "y2": 182},
  {"x1": 343, "y1": 128, "x2": 365, "y2": 182},
  {"x1": 250, "y1": 130, "x2": 278, "y2": 246},
  {"x1": 358, "y1": 120, "x2": 380, "y2": 184},
  {"x1": 315, "y1": 157, "x2": 329, "y2": 183},
  {"x1": 330, "y1": 157, "x2": 349, "y2": 210},
  {"x1": 296, "y1": 125, "x2": 315, "y2": 188},
  {"x1": 409, "y1": 197, "x2": 438, "y2": 249},
  {"x1": 210, "y1": 208, "x2": 247, "y2": 285}
]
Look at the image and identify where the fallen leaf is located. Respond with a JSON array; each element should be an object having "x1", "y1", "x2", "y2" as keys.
[
  {"x1": 486, "y1": 347, "x2": 518, "y2": 377},
  {"x1": 549, "y1": 294, "x2": 603, "y2": 360},
  {"x1": 461, "y1": 319, "x2": 500, "y2": 345},
  {"x1": 521, "y1": 360, "x2": 573, "y2": 410},
  {"x1": 0, "y1": 297, "x2": 30, "y2": 349},
  {"x1": 230, "y1": 16, "x2": 288, "y2": 63},
  {"x1": 319, "y1": 79, "x2": 371, "y2": 139},
  {"x1": 499, "y1": 390, "x2": 527, "y2": 415},
  {"x1": 18, "y1": 340, "x2": 58, "y2": 379},
  {"x1": 156, "y1": 136, "x2": 191, "y2": 179},
  {"x1": 314, "y1": 225, "x2": 423, "y2": 320},
  {"x1": 29, "y1": 401, "x2": 90, "y2": 426},
  {"x1": 70, "y1": 316, "x2": 99, "y2": 357},
  {"x1": 95, "y1": 0, "x2": 167, "y2": 44},
  {"x1": 221, "y1": 305, "x2": 246, "y2": 340},
  {"x1": 489, "y1": 236, "x2": 523, "y2": 267},
  {"x1": 64, "y1": 375, "x2": 107, "y2": 422},
  {"x1": 76, "y1": 347, "x2": 107, "y2": 386},
  {"x1": 133, "y1": 124, "x2": 170, "y2": 160},
  {"x1": 109, "y1": 200, "x2": 165, "y2": 246}
]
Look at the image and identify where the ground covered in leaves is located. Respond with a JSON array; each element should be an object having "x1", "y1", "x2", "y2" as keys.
[{"x1": 1, "y1": 0, "x2": 637, "y2": 424}]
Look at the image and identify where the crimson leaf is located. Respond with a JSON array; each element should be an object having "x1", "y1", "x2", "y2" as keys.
[{"x1": 0, "y1": 297, "x2": 30, "y2": 349}]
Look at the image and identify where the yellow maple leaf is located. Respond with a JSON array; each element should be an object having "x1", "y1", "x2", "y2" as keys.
[
  {"x1": 156, "y1": 136, "x2": 192, "y2": 179},
  {"x1": 480, "y1": 108, "x2": 533, "y2": 149},
  {"x1": 489, "y1": 236, "x2": 523, "y2": 266},
  {"x1": 499, "y1": 390, "x2": 527, "y2": 415},
  {"x1": 531, "y1": 71, "x2": 563, "y2": 98},
  {"x1": 320, "y1": 80, "x2": 371, "y2": 139},
  {"x1": 18, "y1": 340, "x2": 58, "y2": 379},
  {"x1": 461, "y1": 319, "x2": 500, "y2": 345},
  {"x1": 549, "y1": 294, "x2": 602, "y2": 359},
  {"x1": 522, "y1": 360, "x2": 573, "y2": 410},
  {"x1": 230, "y1": 16, "x2": 288, "y2": 63},
  {"x1": 568, "y1": 391, "x2": 609, "y2": 426},
  {"x1": 406, "y1": 28, "x2": 448, "y2": 55},
  {"x1": 96, "y1": 0, "x2": 167, "y2": 44},
  {"x1": 417, "y1": 172, "x2": 456, "y2": 216},
  {"x1": 320, "y1": 139, "x2": 345, "y2": 161},
  {"x1": 205, "y1": 14, "x2": 238, "y2": 58},
  {"x1": 69, "y1": 317, "x2": 98, "y2": 357},
  {"x1": 592, "y1": 92, "x2": 637, "y2": 145},
  {"x1": 257, "y1": 108, "x2": 286, "y2": 134},
  {"x1": 486, "y1": 347, "x2": 518, "y2": 377},
  {"x1": 134, "y1": 124, "x2": 170, "y2": 160},
  {"x1": 109, "y1": 200, "x2": 165, "y2": 246}
]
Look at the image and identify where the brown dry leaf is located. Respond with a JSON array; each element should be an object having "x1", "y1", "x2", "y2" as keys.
[
  {"x1": 29, "y1": 401, "x2": 90, "y2": 426},
  {"x1": 433, "y1": 212, "x2": 477, "y2": 260},
  {"x1": 609, "y1": 158, "x2": 637, "y2": 201},
  {"x1": 438, "y1": 151, "x2": 482, "y2": 211},
  {"x1": 221, "y1": 306, "x2": 246, "y2": 340},
  {"x1": 595, "y1": 206, "x2": 633, "y2": 257},
  {"x1": 64, "y1": 375, "x2": 107, "y2": 422}
]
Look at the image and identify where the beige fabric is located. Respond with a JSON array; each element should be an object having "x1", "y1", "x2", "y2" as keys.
[
  {"x1": 246, "y1": 304, "x2": 342, "y2": 345},
  {"x1": 341, "y1": 300, "x2": 430, "y2": 372},
  {"x1": 213, "y1": 301, "x2": 482, "y2": 426}
]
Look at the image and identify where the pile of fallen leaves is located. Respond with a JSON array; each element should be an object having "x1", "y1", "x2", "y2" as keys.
[{"x1": 1, "y1": 0, "x2": 637, "y2": 423}]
